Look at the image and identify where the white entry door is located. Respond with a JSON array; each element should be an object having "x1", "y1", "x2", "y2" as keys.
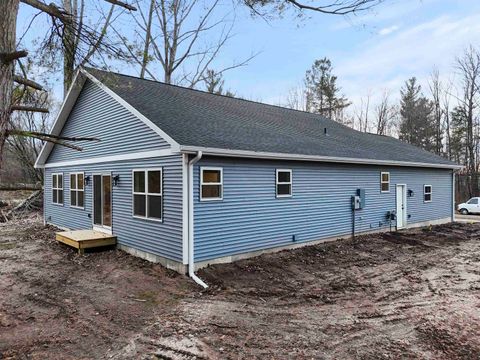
[{"x1": 396, "y1": 184, "x2": 407, "y2": 229}]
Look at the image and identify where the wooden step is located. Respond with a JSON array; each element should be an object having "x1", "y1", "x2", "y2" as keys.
[{"x1": 56, "y1": 230, "x2": 117, "y2": 254}]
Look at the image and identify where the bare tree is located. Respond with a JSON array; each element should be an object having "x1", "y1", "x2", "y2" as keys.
[
  {"x1": 244, "y1": 0, "x2": 384, "y2": 16},
  {"x1": 455, "y1": 46, "x2": 480, "y2": 197},
  {"x1": 0, "y1": 0, "x2": 136, "y2": 166},
  {"x1": 118, "y1": 0, "x2": 256, "y2": 87},
  {"x1": 0, "y1": 0, "x2": 21, "y2": 164},
  {"x1": 7, "y1": 89, "x2": 53, "y2": 182},
  {"x1": 354, "y1": 92, "x2": 371, "y2": 133},
  {"x1": 374, "y1": 90, "x2": 396, "y2": 136},
  {"x1": 284, "y1": 85, "x2": 307, "y2": 111},
  {"x1": 428, "y1": 68, "x2": 445, "y2": 155}
]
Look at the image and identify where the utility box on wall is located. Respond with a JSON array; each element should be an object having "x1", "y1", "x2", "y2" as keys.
[{"x1": 356, "y1": 188, "x2": 365, "y2": 209}]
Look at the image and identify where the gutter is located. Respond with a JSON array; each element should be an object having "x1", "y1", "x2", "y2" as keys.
[
  {"x1": 187, "y1": 151, "x2": 208, "y2": 288},
  {"x1": 179, "y1": 146, "x2": 463, "y2": 170}
]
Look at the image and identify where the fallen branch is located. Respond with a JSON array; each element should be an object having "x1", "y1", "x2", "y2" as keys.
[
  {"x1": 0, "y1": 50, "x2": 28, "y2": 64},
  {"x1": 7, "y1": 129, "x2": 100, "y2": 142},
  {"x1": 11, "y1": 105, "x2": 49, "y2": 113},
  {"x1": 103, "y1": 0, "x2": 137, "y2": 11},
  {"x1": 13, "y1": 75, "x2": 44, "y2": 91},
  {"x1": 0, "y1": 183, "x2": 42, "y2": 191}
]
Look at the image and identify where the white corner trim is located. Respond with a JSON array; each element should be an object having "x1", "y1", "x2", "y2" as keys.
[
  {"x1": 42, "y1": 149, "x2": 175, "y2": 168},
  {"x1": 182, "y1": 153, "x2": 189, "y2": 264},
  {"x1": 34, "y1": 69, "x2": 86, "y2": 168},
  {"x1": 80, "y1": 68, "x2": 180, "y2": 151},
  {"x1": 179, "y1": 146, "x2": 463, "y2": 170}
]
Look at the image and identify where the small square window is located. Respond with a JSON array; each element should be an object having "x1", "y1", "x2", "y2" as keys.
[
  {"x1": 381, "y1": 172, "x2": 390, "y2": 193},
  {"x1": 200, "y1": 167, "x2": 223, "y2": 201},
  {"x1": 276, "y1": 169, "x2": 292, "y2": 197}
]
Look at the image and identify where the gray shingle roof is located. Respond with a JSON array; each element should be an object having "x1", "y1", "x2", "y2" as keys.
[{"x1": 86, "y1": 68, "x2": 457, "y2": 167}]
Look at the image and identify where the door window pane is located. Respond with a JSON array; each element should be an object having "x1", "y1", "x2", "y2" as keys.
[
  {"x1": 103, "y1": 176, "x2": 112, "y2": 227},
  {"x1": 468, "y1": 198, "x2": 478, "y2": 204},
  {"x1": 93, "y1": 175, "x2": 102, "y2": 225}
]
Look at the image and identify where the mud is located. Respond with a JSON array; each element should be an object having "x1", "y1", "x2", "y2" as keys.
[{"x1": 2, "y1": 215, "x2": 480, "y2": 359}]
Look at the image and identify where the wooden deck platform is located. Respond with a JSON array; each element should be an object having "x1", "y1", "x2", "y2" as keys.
[{"x1": 56, "y1": 230, "x2": 117, "y2": 254}]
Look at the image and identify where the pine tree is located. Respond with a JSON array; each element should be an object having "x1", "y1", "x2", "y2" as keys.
[
  {"x1": 398, "y1": 77, "x2": 435, "y2": 152},
  {"x1": 449, "y1": 106, "x2": 468, "y2": 164},
  {"x1": 304, "y1": 58, "x2": 350, "y2": 122}
]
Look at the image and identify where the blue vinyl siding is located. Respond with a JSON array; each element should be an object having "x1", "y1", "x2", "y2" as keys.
[
  {"x1": 44, "y1": 155, "x2": 183, "y2": 262},
  {"x1": 193, "y1": 157, "x2": 453, "y2": 262},
  {"x1": 47, "y1": 79, "x2": 170, "y2": 163}
]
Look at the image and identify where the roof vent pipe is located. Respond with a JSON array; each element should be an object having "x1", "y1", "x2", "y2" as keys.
[{"x1": 324, "y1": 127, "x2": 328, "y2": 135}]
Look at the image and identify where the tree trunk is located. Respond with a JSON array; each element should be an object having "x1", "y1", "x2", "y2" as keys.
[
  {"x1": 62, "y1": 0, "x2": 77, "y2": 96},
  {"x1": 140, "y1": 0, "x2": 155, "y2": 79},
  {"x1": 0, "y1": 0, "x2": 20, "y2": 167}
]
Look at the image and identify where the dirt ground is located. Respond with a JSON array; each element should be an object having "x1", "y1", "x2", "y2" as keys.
[{"x1": 2, "y1": 215, "x2": 480, "y2": 359}]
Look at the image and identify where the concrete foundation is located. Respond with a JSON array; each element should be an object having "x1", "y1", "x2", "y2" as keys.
[{"x1": 47, "y1": 217, "x2": 452, "y2": 275}]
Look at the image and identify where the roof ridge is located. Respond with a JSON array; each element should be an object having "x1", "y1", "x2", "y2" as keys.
[{"x1": 84, "y1": 66, "x2": 338, "y2": 121}]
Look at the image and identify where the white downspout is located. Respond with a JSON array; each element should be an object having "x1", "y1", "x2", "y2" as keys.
[{"x1": 188, "y1": 151, "x2": 208, "y2": 288}]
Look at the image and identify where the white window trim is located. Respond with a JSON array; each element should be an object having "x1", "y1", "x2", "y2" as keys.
[
  {"x1": 424, "y1": 184, "x2": 432, "y2": 203},
  {"x1": 52, "y1": 173, "x2": 64, "y2": 206},
  {"x1": 132, "y1": 168, "x2": 163, "y2": 222},
  {"x1": 200, "y1": 167, "x2": 223, "y2": 201},
  {"x1": 69, "y1": 172, "x2": 85, "y2": 209},
  {"x1": 276, "y1": 169, "x2": 292, "y2": 198},
  {"x1": 380, "y1": 172, "x2": 390, "y2": 193}
]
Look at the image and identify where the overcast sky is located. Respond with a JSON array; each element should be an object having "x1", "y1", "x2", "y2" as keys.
[{"x1": 17, "y1": 0, "x2": 480, "y2": 109}]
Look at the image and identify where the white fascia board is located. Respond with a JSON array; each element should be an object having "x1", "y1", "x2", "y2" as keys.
[
  {"x1": 34, "y1": 69, "x2": 86, "y2": 168},
  {"x1": 41, "y1": 149, "x2": 176, "y2": 168},
  {"x1": 179, "y1": 146, "x2": 463, "y2": 170},
  {"x1": 80, "y1": 68, "x2": 180, "y2": 151}
]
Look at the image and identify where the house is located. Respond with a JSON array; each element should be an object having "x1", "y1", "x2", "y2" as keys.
[{"x1": 35, "y1": 67, "x2": 461, "y2": 287}]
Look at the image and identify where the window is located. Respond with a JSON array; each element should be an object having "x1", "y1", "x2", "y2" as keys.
[
  {"x1": 70, "y1": 173, "x2": 84, "y2": 208},
  {"x1": 200, "y1": 167, "x2": 223, "y2": 201},
  {"x1": 276, "y1": 169, "x2": 292, "y2": 197},
  {"x1": 381, "y1": 172, "x2": 390, "y2": 193},
  {"x1": 424, "y1": 185, "x2": 432, "y2": 202},
  {"x1": 468, "y1": 198, "x2": 479, "y2": 204},
  {"x1": 52, "y1": 173, "x2": 63, "y2": 205},
  {"x1": 133, "y1": 169, "x2": 163, "y2": 220}
]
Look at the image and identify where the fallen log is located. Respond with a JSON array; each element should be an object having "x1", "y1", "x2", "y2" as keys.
[
  {"x1": 0, "y1": 183, "x2": 42, "y2": 191},
  {"x1": 0, "y1": 190, "x2": 43, "y2": 222}
]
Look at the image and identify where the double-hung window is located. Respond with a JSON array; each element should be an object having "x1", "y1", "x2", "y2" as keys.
[
  {"x1": 276, "y1": 169, "x2": 292, "y2": 197},
  {"x1": 200, "y1": 167, "x2": 223, "y2": 201},
  {"x1": 133, "y1": 169, "x2": 163, "y2": 220},
  {"x1": 70, "y1": 172, "x2": 84, "y2": 208},
  {"x1": 52, "y1": 173, "x2": 64, "y2": 205},
  {"x1": 381, "y1": 172, "x2": 390, "y2": 193},
  {"x1": 424, "y1": 185, "x2": 432, "y2": 202}
]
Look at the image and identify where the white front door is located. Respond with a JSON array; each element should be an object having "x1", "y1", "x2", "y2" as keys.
[{"x1": 396, "y1": 184, "x2": 406, "y2": 229}]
